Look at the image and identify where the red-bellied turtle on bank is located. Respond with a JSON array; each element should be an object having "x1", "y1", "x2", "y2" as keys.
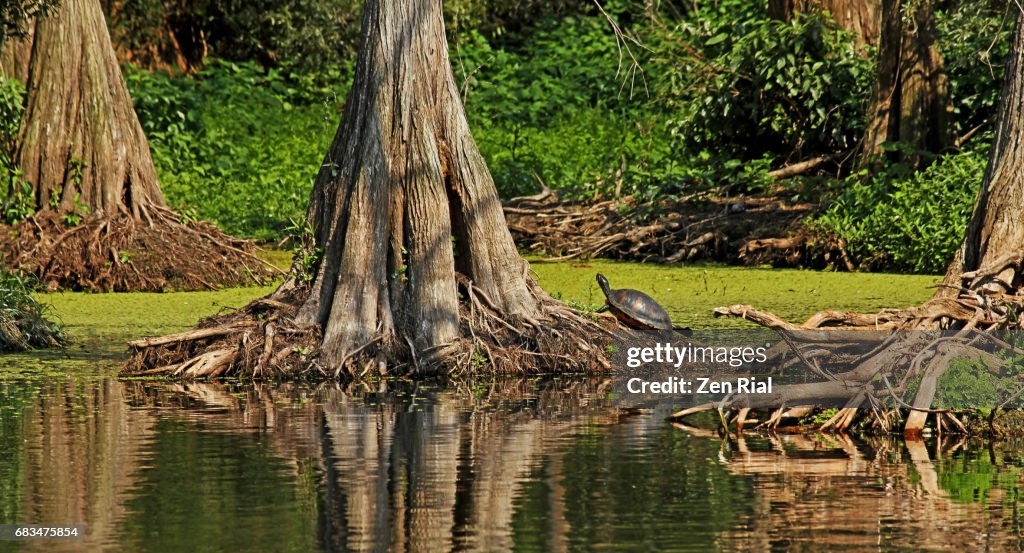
[{"x1": 596, "y1": 273, "x2": 691, "y2": 335}]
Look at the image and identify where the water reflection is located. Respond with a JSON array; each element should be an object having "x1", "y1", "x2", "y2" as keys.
[{"x1": 0, "y1": 377, "x2": 1022, "y2": 552}]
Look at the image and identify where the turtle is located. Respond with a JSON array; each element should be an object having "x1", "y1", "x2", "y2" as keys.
[{"x1": 595, "y1": 273, "x2": 676, "y2": 331}]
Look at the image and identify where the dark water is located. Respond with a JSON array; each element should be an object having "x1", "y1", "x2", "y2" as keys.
[{"x1": 1, "y1": 368, "x2": 1023, "y2": 553}]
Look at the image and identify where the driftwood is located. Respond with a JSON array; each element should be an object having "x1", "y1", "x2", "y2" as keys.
[{"x1": 674, "y1": 270, "x2": 1024, "y2": 436}]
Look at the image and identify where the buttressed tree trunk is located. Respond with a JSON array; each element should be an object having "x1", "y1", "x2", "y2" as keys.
[
  {"x1": 679, "y1": 13, "x2": 1024, "y2": 435},
  {"x1": 769, "y1": 0, "x2": 880, "y2": 49},
  {"x1": 858, "y1": 0, "x2": 952, "y2": 171},
  {"x1": 0, "y1": 0, "x2": 273, "y2": 291},
  {"x1": 937, "y1": 14, "x2": 1024, "y2": 306},
  {"x1": 123, "y1": 0, "x2": 609, "y2": 378}
]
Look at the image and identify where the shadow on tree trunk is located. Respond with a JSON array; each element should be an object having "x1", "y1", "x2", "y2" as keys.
[{"x1": 122, "y1": 0, "x2": 617, "y2": 378}]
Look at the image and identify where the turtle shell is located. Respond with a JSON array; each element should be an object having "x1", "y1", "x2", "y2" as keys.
[{"x1": 597, "y1": 274, "x2": 673, "y2": 330}]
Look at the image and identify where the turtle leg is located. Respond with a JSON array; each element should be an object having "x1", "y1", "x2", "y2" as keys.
[{"x1": 596, "y1": 305, "x2": 609, "y2": 313}]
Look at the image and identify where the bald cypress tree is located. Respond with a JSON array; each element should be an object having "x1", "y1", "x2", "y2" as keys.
[
  {"x1": 0, "y1": 0, "x2": 273, "y2": 291},
  {"x1": 125, "y1": 0, "x2": 608, "y2": 378}
]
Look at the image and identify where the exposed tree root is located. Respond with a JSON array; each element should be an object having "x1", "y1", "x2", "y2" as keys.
[
  {"x1": 0, "y1": 207, "x2": 280, "y2": 292},
  {"x1": 123, "y1": 277, "x2": 620, "y2": 380},
  {"x1": 672, "y1": 266, "x2": 1024, "y2": 436},
  {"x1": 502, "y1": 188, "x2": 857, "y2": 267}
]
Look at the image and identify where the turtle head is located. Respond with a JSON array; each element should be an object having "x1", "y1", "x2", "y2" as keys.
[{"x1": 596, "y1": 273, "x2": 611, "y2": 296}]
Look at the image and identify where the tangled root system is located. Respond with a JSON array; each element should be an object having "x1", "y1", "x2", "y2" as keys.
[
  {"x1": 673, "y1": 266, "x2": 1024, "y2": 436},
  {"x1": 503, "y1": 187, "x2": 857, "y2": 268},
  {"x1": 123, "y1": 278, "x2": 618, "y2": 380},
  {"x1": 0, "y1": 207, "x2": 280, "y2": 292}
]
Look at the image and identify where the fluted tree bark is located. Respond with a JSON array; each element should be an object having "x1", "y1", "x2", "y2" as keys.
[
  {"x1": 937, "y1": 14, "x2": 1024, "y2": 303},
  {"x1": 124, "y1": 0, "x2": 608, "y2": 377},
  {"x1": 0, "y1": 0, "x2": 272, "y2": 291},
  {"x1": 858, "y1": 0, "x2": 952, "y2": 171},
  {"x1": 768, "y1": 0, "x2": 880, "y2": 49},
  {"x1": 4, "y1": 0, "x2": 165, "y2": 218}
]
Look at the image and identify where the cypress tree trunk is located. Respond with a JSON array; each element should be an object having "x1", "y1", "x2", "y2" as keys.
[
  {"x1": 0, "y1": 0, "x2": 273, "y2": 291},
  {"x1": 9, "y1": 0, "x2": 164, "y2": 218},
  {"x1": 769, "y1": 0, "x2": 880, "y2": 48},
  {"x1": 295, "y1": 0, "x2": 544, "y2": 363},
  {"x1": 937, "y1": 15, "x2": 1024, "y2": 302},
  {"x1": 858, "y1": 0, "x2": 952, "y2": 171},
  {"x1": 124, "y1": 0, "x2": 608, "y2": 377}
]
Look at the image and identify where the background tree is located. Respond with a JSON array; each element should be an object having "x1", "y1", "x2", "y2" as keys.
[
  {"x1": 0, "y1": 0, "x2": 274, "y2": 291},
  {"x1": 705, "y1": 10, "x2": 1024, "y2": 434},
  {"x1": 936, "y1": 13, "x2": 1024, "y2": 306},
  {"x1": 769, "y1": 0, "x2": 880, "y2": 48},
  {"x1": 125, "y1": 0, "x2": 609, "y2": 378},
  {"x1": 0, "y1": 0, "x2": 53, "y2": 46},
  {"x1": 859, "y1": 0, "x2": 953, "y2": 170}
]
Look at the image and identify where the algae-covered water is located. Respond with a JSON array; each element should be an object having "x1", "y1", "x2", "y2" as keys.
[
  {"x1": 7, "y1": 261, "x2": 1020, "y2": 553},
  {"x1": 40, "y1": 259, "x2": 938, "y2": 350}
]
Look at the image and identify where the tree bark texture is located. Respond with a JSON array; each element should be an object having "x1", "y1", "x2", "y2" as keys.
[
  {"x1": 1, "y1": 0, "x2": 165, "y2": 219},
  {"x1": 859, "y1": 0, "x2": 952, "y2": 171},
  {"x1": 939, "y1": 14, "x2": 1024, "y2": 299},
  {"x1": 295, "y1": 0, "x2": 546, "y2": 367},
  {"x1": 769, "y1": 0, "x2": 880, "y2": 48}
]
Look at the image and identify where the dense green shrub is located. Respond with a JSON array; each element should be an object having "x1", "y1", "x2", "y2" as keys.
[
  {"x1": 455, "y1": 17, "x2": 683, "y2": 198},
  {"x1": 650, "y1": 2, "x2": 873, "y2": 161},
  {"x1": 0, "y1": 271, "x2": 64, "y2": 352},
  {"x1": 0, "y1": 76, "x2": 33, "y2": 225},
  {"x1": 812, "y1": 147, "x2": 986, "y2": 274},
  {"x1": 127, "y1": 61, "x2": 345, "y2": 241},
  {"x1": 938, "y1": 1, "x2": 1014, "y2": 142},
  {"x1": 0, "y1": 76, "x2": 23, "y2": 167}
]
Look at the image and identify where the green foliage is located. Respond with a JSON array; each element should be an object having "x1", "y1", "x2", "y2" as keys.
[
  {"x1": 126, "y1": 60, "x2": 345, "y2": 240},
  {"x1": 456, "y1": 16, "x2": 684, "y2": 199},
  {"x1": 937, "y1": 1, "x2": 1014, "y2": 141},
  {"x1": 283, "y1": 217, "x2": 321, "y2": 283},
  {"x1": 811, "y1": 407, "x2": 838, "y2": 425},
  {"x1": 812, "y1": 147, "x2": 986, "y2": 274},
  {"x1": 0, "y1": 76, "x2": 32, "y2": 225},
  {"x1": 650, "y1": 3, "x2": 873, "y2": 160},
  {"x1": 0, "y1": 270, "x2": 64, "y2": 352},
  {"x1": 933, "y1": 356, "x2": 1018, "y2": 410},
  {"x1": 0, "y1": 75, "x2": 22, "y2": 156}
]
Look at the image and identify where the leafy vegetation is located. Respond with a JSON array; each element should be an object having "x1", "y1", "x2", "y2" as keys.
[
  {"x1": 127, "y1": 60, "x2": 344, "y2": 241},
  {"x1": 0, "y1": 76, "x2": 33, "y2": 225},
  {"x1": 812, "y1": 147, "x2": 986, "y2": 274},
  {"x1": 649, "y1": 2, "x2": 872, "y2": 161},
  {"x1": 112, "y1": 0, "x2": 1014, "y2": 275},
  {"x1": 0, "y1": 271, "x2": 64, "y2": 352}
]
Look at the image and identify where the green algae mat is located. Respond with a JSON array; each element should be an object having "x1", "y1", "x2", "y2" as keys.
[{"x1": 35, "y1": 258, "x2": 938, "y2": 354}]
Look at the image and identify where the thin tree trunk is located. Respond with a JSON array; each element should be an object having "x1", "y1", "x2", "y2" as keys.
[
  {"x1": 0, "y1": 20, "x2": 32, "y2": 82},
  {"x1": 859, "y1": 0, "x2": 952, "y2": 171},
  {"x1": 769, "y1": 0, "x2": 880, "y2": 49},
  {"x1": 938, "y1": 14, "x2": 1024, "y2": 300}
]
